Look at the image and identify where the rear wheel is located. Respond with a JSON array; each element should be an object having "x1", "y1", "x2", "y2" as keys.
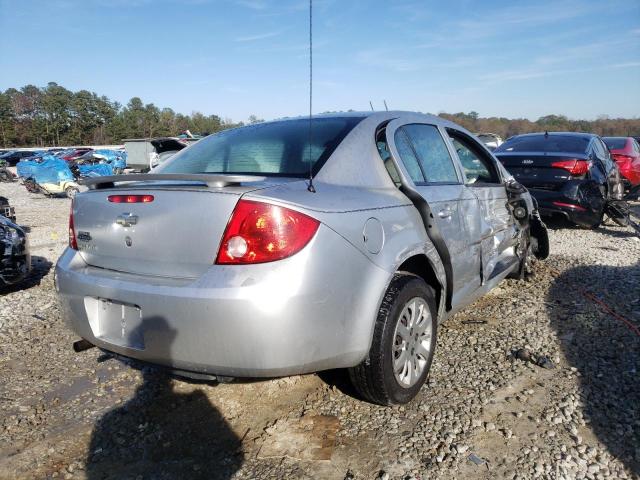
[
  {"x1": 588, "y1": 209, "x2": 604, "y2": 229},
  {"x1": 65, "y1": 186, "x2": 79, "y2": 199},
  {"x1": 349, "y1": 274, "x2": 437, "y2": 405}
]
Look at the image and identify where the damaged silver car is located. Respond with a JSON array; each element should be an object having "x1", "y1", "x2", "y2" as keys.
[{"x1": 56, "y1": 112, "x2": 548, "y2": 405}]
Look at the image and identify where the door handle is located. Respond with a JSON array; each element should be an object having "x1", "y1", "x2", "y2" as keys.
[{"x1": 438, "y1": 208, "x2": 453, "y2": 219}]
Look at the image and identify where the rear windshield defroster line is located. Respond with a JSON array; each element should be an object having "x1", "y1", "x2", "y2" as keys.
[{"x1": 156, "y1": 116, "x2": 365, "y2": 178}]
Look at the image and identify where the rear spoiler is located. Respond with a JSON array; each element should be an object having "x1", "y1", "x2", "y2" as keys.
[{"x1": 81, "y1": 174, "x2": 267, "y2": 189}]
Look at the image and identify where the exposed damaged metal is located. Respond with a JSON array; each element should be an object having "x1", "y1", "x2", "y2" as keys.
[{"x1": 0, "y1": 214, "x2": 30, "y2": 287}]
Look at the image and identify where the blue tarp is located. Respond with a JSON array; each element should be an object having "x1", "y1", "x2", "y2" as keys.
[
  {"x1": 16, "y1": 155, "x2": 75, "y2": 184},
  {"x1": 77, "y1": 163, "x2": 113, "y2": 177},
  {"x1": 93, "y1": 149, "x2": 127, "y2": 170}
]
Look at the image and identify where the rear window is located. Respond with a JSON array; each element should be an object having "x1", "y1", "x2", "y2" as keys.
[
  {"x1": 495, "y1": 135, "x2": 590, "y2": 154},
  {"x1": 157, "y1": 117, "x2": 363, "y2": 177},
  {"x1": 602, "y1": 137, "x2": 627, "y2": 150}
]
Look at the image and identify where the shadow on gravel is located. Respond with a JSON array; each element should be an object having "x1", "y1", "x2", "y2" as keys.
[
  {"x1": 86, "y1": 317, "x2": 243, "y2": 480},
  {"x1": 0, "y1": 255, "x2": 51, "y2": 294},
  {"x1": 547, "y1": 264, "x2": 640, "y2": 474},
  {"x1": 317, "y1": 368, "x2": 361, "y2": 400},
  {"x1": 544, "y1": 216, "x2": 637, "y2": 239}
]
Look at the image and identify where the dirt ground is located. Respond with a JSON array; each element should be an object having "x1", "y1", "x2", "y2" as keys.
[{"x1": 0, "y1": 181, "x2": 638, "y2": 480}]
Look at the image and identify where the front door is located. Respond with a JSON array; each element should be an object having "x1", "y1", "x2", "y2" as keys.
[{"x1": 446, "y1": 129, "x2": 519, "y2": 282}]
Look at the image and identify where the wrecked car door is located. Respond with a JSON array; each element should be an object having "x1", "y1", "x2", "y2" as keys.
[
  {"x1": 446, "y1": 129, "x2": 519, "y2": 284},
  {"x1": 387, "y1": 121, "x2": 480, "y2": 307}
]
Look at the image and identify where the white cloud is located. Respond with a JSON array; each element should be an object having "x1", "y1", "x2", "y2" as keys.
[{"x1": 234, "y1": 30, "x2": 283, "y2": 42}]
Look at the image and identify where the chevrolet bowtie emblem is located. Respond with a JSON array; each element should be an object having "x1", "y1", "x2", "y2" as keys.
[{"x1": 116, "y1": 213, "x2": 138, "y2": 227}]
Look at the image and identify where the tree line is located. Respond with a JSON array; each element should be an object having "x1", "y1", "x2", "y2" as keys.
[
  {"x1": 0, "y1": 83, "x2": 638, "y2": 148},
  {"x1": 0, "y1": 82, "x2": 261, "y2": 148},
  {"x1": 438, "y1": 111, "x2": 640, "y2": 139}
]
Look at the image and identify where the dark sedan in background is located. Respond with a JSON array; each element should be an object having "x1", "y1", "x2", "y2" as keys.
[
  {"x1": 494, "y1": 132, "x2": 624, "y2": 228},
  {"x1": 0, "y1": 150, "x2": 39, "y2": 166}
]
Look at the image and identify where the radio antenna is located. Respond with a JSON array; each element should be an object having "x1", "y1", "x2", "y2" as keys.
[
  {"x1": 383, "y1": 100, "x2": 389, "y2": 111},
  {"x1": 369, "y1": 101, "x2": 374, "y2": 111},
  {"x1": 306, "y1": 0, "x2": 316, "y2": 193}
]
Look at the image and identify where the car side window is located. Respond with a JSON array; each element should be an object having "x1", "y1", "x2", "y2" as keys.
[
  {"x1": 398, "y1": 124, "x2": 459, "y2": 184},
  {"x1": 376, "y1": 125, "x2": 401, "y2": 186},
  {"x1": 394, "y1": 129, "x2": 426, "y2": 183},
  {"x1": 593, "y1": 139, "x2": 607, "y2": 160},
  {"x1": 633, "y1": 140, "x2": 640, "y2": 153},
  {"x1": 446, "y1": 130, "x2": 501, "y2": 185}
]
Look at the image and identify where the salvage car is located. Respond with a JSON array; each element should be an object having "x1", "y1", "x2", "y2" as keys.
[
  {"x1": 0, "y1": 150, "x2": 40, "y2": 166},
  {"x1": 602, "y1": 136, "x2": 640, "y2": 190},
  {"x1": 56, "y1": 112, "x2": 548, "y2": 405},
  {"x1": 494, "y1": 132, "x2": 624, "y2": 228},
  {"x1": 475, "y1": 133, "x2": 504, "y2": 151},
  {"x1": 0, "y1": 196, "x2": 16, "y2": 223},
  {"x1": 1, "y1": 214, "x2": 30, "y2": 287},
  {"x1": 123, "y1": 137, "x2": 190, "y2": 171}
]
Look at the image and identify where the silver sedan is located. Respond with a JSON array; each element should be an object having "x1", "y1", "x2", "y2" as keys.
[{"x1": 56, "y1": 112, "x2": 548, "y2": 405}]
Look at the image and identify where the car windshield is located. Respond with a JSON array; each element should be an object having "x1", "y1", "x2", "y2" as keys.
[
  {"x1": 0, "y1": 151, "x2": 16, "y2": 158},
  {"x1": 602, "y1": 137, "x2": 627, "y2": 150},
  {"x1": 157, "y1": 116, "x2": 364, "y2": 177},
  {"x1": 496, "y1": 135, "x2": 590, "y2": 154}
]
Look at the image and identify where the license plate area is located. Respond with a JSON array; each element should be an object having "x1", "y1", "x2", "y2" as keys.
[{"x1": 85, "y1": 297, "x2": 144, "y2": 350}]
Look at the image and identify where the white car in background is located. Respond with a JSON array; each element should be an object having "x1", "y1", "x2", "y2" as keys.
[{"x1": 476, "y1": 133, "x2": 504, "y2": 151}]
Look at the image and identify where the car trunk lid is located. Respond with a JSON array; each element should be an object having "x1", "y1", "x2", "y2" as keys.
[
  {"x1": 496, "y1": 152, "x2": 590, "y2": 191},
  {"x1": 73, "y1": 176, "x2": 295, "y2": 278}
]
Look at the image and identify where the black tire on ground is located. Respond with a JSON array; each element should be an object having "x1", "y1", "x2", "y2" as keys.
[
  {"x1": 65, "y1": 186, "x2": 79, "y2": 199},
  {"x1": 588, "y1": 210, "x2": 604, "y2": 229},
  {"x1": 349, "y1": 274, "x2": 438, "y2": 406}
]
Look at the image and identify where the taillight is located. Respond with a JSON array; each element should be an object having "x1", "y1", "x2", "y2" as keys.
[
  {"x1": 108, "y1": 194, "x2": 154, "y2": 203},
  {"x1": 551, "y1": 159, "x2": 590, "y2": 176},
  {"x1": 216, "y1": 200, "x2": 320, "y2": 265},
  {"x1": 612, "y1": 154, "x2": 633, "y2": 165},
  {"x1": 69, "y1": 200, "x2": 78, "y2": 250}
]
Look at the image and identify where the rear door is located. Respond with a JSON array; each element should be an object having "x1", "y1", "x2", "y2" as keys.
[
  {"x1": 387, "y1": 122, "x2": 479, "y2": 304},
  {"x1": 446, "y1": 129, "x2": 519, "y2": 283}
]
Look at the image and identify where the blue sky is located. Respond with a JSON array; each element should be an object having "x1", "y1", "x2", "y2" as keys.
[{"x1": 1, "y1": 0, "x2": 639, "y2": 122}]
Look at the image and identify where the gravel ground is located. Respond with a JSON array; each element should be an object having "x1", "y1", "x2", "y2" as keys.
[{"x1": 0, "y1": 180, "x2": 638, "y2": 480}]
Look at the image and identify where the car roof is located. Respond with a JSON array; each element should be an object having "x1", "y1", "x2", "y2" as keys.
[
  {"x1": 509, "y1": 131, "x2": 596, "y2": 140},
  {"x1": 261, "y1": 110, "x2": 455, "y2": 127}
]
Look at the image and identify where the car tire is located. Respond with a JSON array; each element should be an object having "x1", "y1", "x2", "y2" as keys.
[
  {"x1": 65, "y1": 186, "x2": 79, "y2": 199},
  {"x1": 349, "y1": 274, "x2": 437, "y2": 406},
  {"x1": 588, "y1": 210, "x2": 604, "y2": 229}
]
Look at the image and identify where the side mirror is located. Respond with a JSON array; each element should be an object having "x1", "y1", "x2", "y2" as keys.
[
  {"x1": 504, "y1": 178, "x2": 527, "y2": 194},
  {"x1": 505, "y1": 179, "x2": 527, "y2": 194}
]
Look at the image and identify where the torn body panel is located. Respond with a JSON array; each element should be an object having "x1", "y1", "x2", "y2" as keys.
[{"x1": 1, "y1": 217, "x2": 30, "y2": 286}]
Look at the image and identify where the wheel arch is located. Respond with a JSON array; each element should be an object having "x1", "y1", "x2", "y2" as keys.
[{"x1": 396, "y1": 252, "x2": 446, "y2": 322}]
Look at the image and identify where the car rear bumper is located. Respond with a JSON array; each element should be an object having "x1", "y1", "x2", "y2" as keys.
[
  {"x1": 528, "y1": 186, "x2": 604, "y2": 227},
  {"x1": 619, "y1": 166, "x2": 640, "y2": 187},
  {"x1": 55, "y1": 224, "x2": 390, "y2": 377}
]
